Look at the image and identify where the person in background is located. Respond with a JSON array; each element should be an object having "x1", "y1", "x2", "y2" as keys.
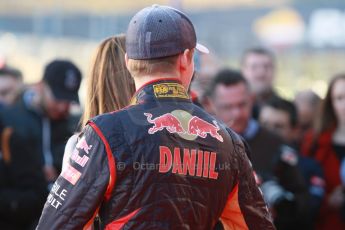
[
  {"x1": 259, "y1": 97, "x2": 325, "y2": 229},
  {"x1": 241, "y1": 47, "x2": 282, "y2": 120},
  {"x1": 0, "y1": 60, "x2": 81, "y2": 229},
  {"x1": 294, "y1": 90, "x2": 321, "y2": 146},
  {"x1": 0, "y1": 65, "x2": 23, "y2": 106},
  {"x1": 207, "y1": 69, "x2": 309, "y2": 229},
  {"x1": 207, "y1": 69, "x2": 284, "y2": 175},
  {"x1": 301, "y1": 73, "x2": 345, "y2": 230}
]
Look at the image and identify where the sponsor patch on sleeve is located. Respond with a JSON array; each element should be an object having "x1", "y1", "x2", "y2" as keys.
[
  {"x1": 61, "y1": 164, "x2": 82, "y2": 185},
  {"x1": 76, "y1": 136, "x2": 93, "y2": 154},
  {"x1": 47, "y1": 181, "x2": 68, "y2": 209}
]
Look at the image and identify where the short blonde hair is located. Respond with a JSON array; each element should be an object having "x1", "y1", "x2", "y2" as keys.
[{"x1": 127, "y1": 54, "x2": 179, "y2": 77}]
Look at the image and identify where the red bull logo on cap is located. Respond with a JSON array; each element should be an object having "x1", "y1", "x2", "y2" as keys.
[{"x1": 144, "y1": 111, "x2": 224, "y2": 142}]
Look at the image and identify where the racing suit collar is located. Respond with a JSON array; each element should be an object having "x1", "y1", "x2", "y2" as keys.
[{"x1": 130, "y1": 78, "x2": 191, "y2": 105}]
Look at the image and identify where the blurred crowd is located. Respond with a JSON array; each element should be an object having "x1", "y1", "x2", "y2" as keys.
[
  {"x1": 197, "y1": 48, "x2": 345, "y2": 230},
  {"x1": 0, "y1": 36, "x2": 345, "y2": 230}
]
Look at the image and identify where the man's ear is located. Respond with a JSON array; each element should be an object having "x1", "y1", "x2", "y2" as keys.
[
  {"x1": 179, "y1": 49, "x2": 188, "y2": 70},
  {"x1": 180, "y1": 49, "x2": 194, "y2": 70}
]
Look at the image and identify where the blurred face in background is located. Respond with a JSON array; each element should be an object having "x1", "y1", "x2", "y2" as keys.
[
  {"x1": 332, "y1": 78, "x2": 345, "y2": 125},
  {"x1": 211, "y1": 82, "x2": 252, "y2": 134},
  {"x1": 259, "y1": 106, "x2": 295, "y2": 142},
  {"x1": 294, "y1": 90, "x2": 321, "y2": 133},
  {"x1": 0, "y1": 75, "x2": 22, "y2": 105},
  {"x1": 241, "y1": 53, "x2": 274, "y2": 96},
  {"x1": 42, "y1": 84, "x2": 71, "y2": 120}
]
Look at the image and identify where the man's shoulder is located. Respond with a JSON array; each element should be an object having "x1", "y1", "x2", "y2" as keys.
[
  {"x1": 91, "y1": 105, "x2": 134, "y2": 124},
  {"x1": 89, "y1": 105, "x2": 139, "y2": 139}
]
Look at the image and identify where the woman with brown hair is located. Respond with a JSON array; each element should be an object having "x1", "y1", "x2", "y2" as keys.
[
  {"x1": 62, "y1": 35, "x2": 135, "y2": 170},
  {"x1": 301, "y1": 73, "x2": 345, "y2": 230},
  {"x1": 82, "y1": 34, "x2": 135, "y2": 126}
]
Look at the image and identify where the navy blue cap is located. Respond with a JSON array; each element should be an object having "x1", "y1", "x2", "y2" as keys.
[
  {"x1": 126, "y1": 4, "x2": 209, "y2": 60},
  {"x1": 43, "y1": 60, "x2": 82, "y2": 103}
]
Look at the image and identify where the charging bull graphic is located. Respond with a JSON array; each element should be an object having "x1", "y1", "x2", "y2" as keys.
[
  {"x1": 188, "y1": 116, "x2": 224, "y2": 142},
  {"x1": 144, "y1": 112, "x2": 223, "y2": 142},
  {"x1": 144, "y1": 113, "x2": 185, "y2": 134}
]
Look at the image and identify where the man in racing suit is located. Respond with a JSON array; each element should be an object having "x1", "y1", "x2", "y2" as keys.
[{"x1": 37, "y1": 5, "x2": 274, "y2": 230}]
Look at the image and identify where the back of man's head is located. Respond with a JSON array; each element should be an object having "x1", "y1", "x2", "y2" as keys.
[
  {"x1": 125, "y1": 5, "x2": 208, "y2": 86},
  {"x1": 126, "y1": 54, "x2": 180, "y2": 78}
]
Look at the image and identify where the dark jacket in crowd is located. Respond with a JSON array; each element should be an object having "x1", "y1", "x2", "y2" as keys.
[
  {"x1": 275, "y1": 145, "x2": 325, "y2": 230},
  {"x1": 297, "y1": 153, "x2": 325, "y2": 223},
  {"x1": 243, "y1": 120, "x2": 310, "y2": 229},
  {"x1": 0, "y1": 128, "x2": 47, "y2": 230},
  {"x1": 0, "y1": 90, "x2": 78, "y2": 229}
]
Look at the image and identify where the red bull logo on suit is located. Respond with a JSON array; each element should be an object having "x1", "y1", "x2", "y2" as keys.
[
  {"x1": 188, "y1": 116, "x2": 224, "y2": 142},
  {"x1": 144, "y1": 113, "x2": 184, "y2": 134},
  {"x1": 144, "y1": 110, "x2": 224, "y2": 142}
]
